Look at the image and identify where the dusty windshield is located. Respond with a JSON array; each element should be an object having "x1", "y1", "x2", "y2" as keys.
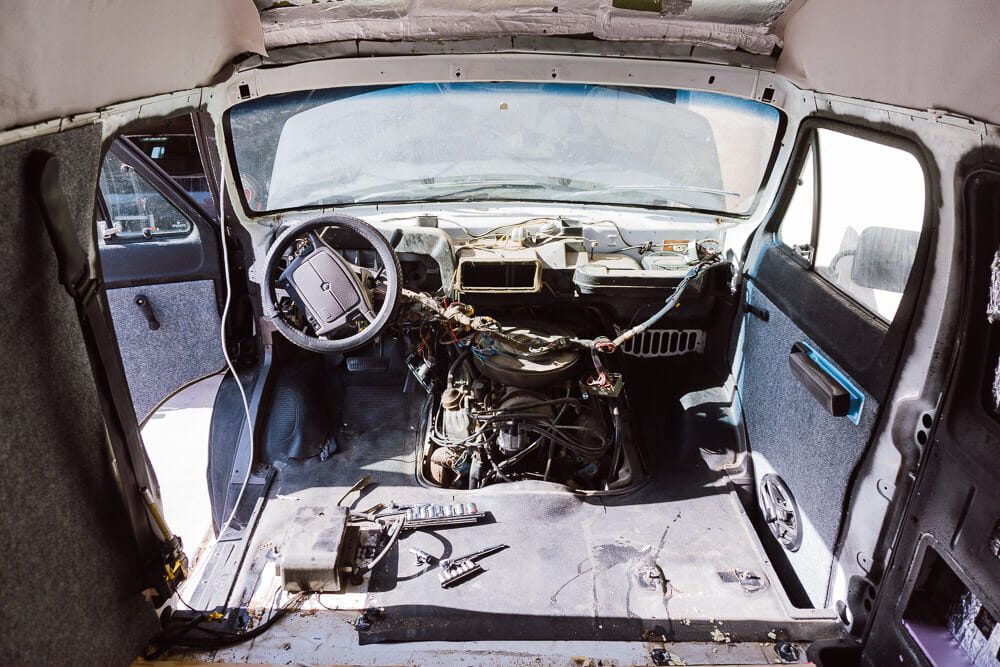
[{"x1": 228, "y1": 83, "x2": 781, "y2": 215}]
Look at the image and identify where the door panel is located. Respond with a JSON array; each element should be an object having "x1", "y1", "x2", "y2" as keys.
[
  {"x1": 97, "y1": 125, "x2": 224, "y2": 420},
  {"x1": 753, "y1": 246, "x2": 891, "y2": 399},
  {"x1": 106, "y1": 279, "x2": 224, "y2": 420},
  {"x1": 740, "y1": 120, "x2": 930, "y2": 610},
  {"x1": 741, "y1": 282, "x2": 880, "y2": 606}
]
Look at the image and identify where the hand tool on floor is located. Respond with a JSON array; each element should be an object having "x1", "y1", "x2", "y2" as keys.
[
  {"x1": 366, "y1": 502, "x2": 488, "y2": 529},
  {"x1": 402, "y1": 502, "x2": 487, "y2": 528},
  {"x1": 336, "y1": 475, "x2": 373, "y2": 507},
  {"x1": 438, "y1": 543, "x2": 508, "y2": 588},
  {"x1": 409, "y1": 547, "x2": 436, "y2": 566}
]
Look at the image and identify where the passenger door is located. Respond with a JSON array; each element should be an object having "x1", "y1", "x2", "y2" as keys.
[
  {"x1": 96, "y1": 118, "x2": 225, "y2": 420},
  {"x1": 737, "y1": 121, "x2": 929, "y2": 609}
]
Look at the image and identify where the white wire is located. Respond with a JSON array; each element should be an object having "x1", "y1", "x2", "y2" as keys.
[{"x1": 217, "y1": 168, "x2": 255, "y2": 535}]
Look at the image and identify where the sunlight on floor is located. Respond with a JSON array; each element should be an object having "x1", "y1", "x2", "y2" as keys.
[{"x1": 141, "y1": 374, "x2": 222, "y2": 565}]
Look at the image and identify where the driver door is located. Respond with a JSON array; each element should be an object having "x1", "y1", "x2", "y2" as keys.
[{"x1": 95, "y1": 114, "x2": 225, "y2": 420}]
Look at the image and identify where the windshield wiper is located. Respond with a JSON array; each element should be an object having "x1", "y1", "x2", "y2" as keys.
[
  {"x1": 551, "y1": 184, "x2": 739, "y2": 211},
  {"x1": 565, "y1": 184, "x2": 738, "y2": 199},
  {"x1": 328, "y1": 178, "x2": 737, "y2": 209}
]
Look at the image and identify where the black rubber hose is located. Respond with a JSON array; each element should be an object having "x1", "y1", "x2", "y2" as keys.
[
  {"x1": 356, "y1": 517, "x2": 404, "y2": 575},
  {"x1": 483, "y1": 445, "x2": 516, "y2": 483},
  {"x1": 543, "y1": 440, "x2": 557, "y2": 481},
  {"x1": 608, "y1": 404, "x2": 623, "y2": 485}
]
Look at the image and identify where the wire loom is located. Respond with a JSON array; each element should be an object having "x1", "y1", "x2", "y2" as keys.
[{"x1": 144, "y1": 592, "x2": 307, "y2": 657}]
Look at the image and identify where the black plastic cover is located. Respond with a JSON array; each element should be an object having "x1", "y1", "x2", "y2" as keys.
[
  {"x1": 788, "y1": 343, "x2": 851, "y2": 417},
  {"x1": 279, "y1": 246, "x2": 371, "y2": 336},
  {"x1": 572, "y1": 264, "x2": 681, "y2": 294}
]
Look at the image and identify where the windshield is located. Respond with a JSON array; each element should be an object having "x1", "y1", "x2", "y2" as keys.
[{"x1": 228, "y1": 82, "x2": 781, "y2": 215}]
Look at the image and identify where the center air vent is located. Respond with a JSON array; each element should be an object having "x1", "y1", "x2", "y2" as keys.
[
  {"x1": 456, "y1": 258, "x2": 541, "y2": 294},
  {"x1": 619, "y1": 329, "x2": 705, "y2": 357}
]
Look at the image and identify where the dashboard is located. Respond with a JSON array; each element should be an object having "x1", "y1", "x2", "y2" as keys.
[{"x1": 317, "y1": 215, "x2": 724, "y2": 300}]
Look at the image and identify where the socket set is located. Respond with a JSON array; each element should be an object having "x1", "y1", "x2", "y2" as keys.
[
  {"x1": 402, "y1": 503, "x2": 486, "y2": 528},
  {"x1": 439, "y1": 560, "x2": 483, "y2": 587},
  {"x1": 438, "y1": 544, "x2": 507, "y2": 588}
]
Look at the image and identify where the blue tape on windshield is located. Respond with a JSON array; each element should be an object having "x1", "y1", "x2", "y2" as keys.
[{"x1": 799, "y1": 342, "x2": 865, "y2": 425}]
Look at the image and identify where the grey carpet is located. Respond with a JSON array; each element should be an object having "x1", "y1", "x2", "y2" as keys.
[
  {"x1": 0, "y1": 124, "x2": 160, "y2": 665},
  {"x1": 106, "y1": 279, "x2": 224, "y2": 420},
  {"x1": 739, "y1": 286, "x2": 879, "y2": 607}
]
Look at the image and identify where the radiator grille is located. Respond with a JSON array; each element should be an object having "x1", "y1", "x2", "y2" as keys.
[{"x1": 619, "y1": 328, "x2": 705, "y2": 357}]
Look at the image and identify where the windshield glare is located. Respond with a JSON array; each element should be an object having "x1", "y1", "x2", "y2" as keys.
[{"x1": 228, "y1": 82, "x2": 781, "y2": 215}]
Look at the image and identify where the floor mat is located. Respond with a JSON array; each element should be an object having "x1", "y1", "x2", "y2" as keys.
[{"x1": 337, "y1": 386, "x2": 416, "y2": 462}]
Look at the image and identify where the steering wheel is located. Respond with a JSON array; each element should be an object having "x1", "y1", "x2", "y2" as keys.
[{"x1": 261, "y1": 214, "x2": 401, "y2": 353}]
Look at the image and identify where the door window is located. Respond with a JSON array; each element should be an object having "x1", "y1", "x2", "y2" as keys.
[
  {"x1": 777, "y1": 128, "x2": 925, "y2": 322},
  {"x1": 124, "y1": 114, "x2": 214, "y2": 213},
  {"x1": 777, "y1": 143, "x2": 816, "y2": 261},
  {"x1": 98, "y1": 151, "x2": 194, "y2": 240}
]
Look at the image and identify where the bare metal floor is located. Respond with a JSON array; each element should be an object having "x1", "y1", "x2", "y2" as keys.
[{"x1": 167, "y1": 386, "x2": 839, "y2": 663}]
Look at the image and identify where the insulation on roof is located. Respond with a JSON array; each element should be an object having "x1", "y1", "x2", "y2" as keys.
[{"x1": 255, "y1": 0, "x2": 789, "y2": 54}]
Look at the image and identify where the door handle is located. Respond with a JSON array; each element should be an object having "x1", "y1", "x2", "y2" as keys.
[
  {"x1": 134, "y1": 294, "x2": 160, "y2": 330},
  {"x1": 789, "y1": 343, "x2": 850, "y2": 417}
]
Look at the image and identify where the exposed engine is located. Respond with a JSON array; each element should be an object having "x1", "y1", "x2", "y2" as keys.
[
  {"x1": 402, "y1": 313, "x2": 634, "y2": 491},
  {"x1": 393, "y1": 251, "x2": 723, "y2": 492}
]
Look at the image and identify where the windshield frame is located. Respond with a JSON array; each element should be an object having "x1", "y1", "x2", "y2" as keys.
[{"x1": 222, "y1": 67, "x2": 786, "y2": 221}]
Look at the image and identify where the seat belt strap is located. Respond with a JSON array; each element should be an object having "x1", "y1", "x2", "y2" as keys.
[{"x1": 27, "y1": 150, "x2": 187, "y2": 599}]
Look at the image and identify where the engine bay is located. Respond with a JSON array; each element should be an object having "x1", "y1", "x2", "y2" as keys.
[{"x1": 411, "y1": 314, "x2": 634, "y2": 492}]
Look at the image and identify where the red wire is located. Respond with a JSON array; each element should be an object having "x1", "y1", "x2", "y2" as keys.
[{"x1": 448, "y1": 322, "x2": 462, "y2": 345}]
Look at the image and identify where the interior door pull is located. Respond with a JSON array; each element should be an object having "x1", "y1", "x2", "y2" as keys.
[
  {"x1": 134, "y1": 294, "x2": 160, "y2": 330},
  {"x1": 789, "y1": 344, "x2": 850, "y2": 417},
  {"x1": 746, "y1": 303, "x2": 769, "y2": 322}
]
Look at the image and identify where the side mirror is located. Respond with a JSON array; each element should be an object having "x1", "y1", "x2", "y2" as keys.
[{"x1": 850, "y1": 226, "x2": 919, "y2": 293}]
